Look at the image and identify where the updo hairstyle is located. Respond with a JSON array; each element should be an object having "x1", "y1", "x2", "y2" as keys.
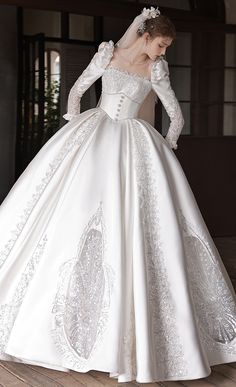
[{"x1": 137, "y1": 14, "x2": 176, "y2": 40}]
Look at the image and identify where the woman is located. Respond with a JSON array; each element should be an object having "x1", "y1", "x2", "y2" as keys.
[{"x1": 0, "y1": 5, "x2": 236, "y2": 384}]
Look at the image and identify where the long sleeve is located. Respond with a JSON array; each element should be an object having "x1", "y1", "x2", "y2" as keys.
[
  {"x1": 151, "y1": 57, "x2": 184, "y2": 150},
  {"x1": 63, "y1": 40, "x2": 115, "y2": 121}
]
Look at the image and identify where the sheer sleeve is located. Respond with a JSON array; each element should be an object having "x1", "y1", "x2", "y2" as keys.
[
  {"x1": 63, "y1": 40, "x2": 115, "y2": 121},
  {"x1": 151, "y1": 57, "x2": 184, "y2": 150}
]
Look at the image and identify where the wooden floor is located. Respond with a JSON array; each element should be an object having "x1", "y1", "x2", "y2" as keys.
[
  {"x1": 1, "y1": 361, "x2": 236, "y2": 387},
  {"x1": 0, "y1": 236, "x2": 235, "y2": 387}
]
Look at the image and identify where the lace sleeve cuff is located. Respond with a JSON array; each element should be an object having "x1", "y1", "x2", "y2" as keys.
[
  {"x1": 63, "y1": 113, "x2": 79, "y2": 121},
  {"x1": 151, "y1": 57, "x2": 184, "y2": 150}
]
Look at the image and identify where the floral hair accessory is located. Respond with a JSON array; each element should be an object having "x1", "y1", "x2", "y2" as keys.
[
  {"x1": 138, "y1": 6, "x2": 161, "y2": 34},
  {"x1": 141, "y1": 6, "x2": 161, "y2": 19}
]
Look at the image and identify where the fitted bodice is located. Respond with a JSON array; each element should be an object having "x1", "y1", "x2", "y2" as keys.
[
  {"x1": 99, "y1": 66, "x2": 152, "y2": 121},
  {"x1": 63, "y1": 39, "x2": 184, "y2": 149}
]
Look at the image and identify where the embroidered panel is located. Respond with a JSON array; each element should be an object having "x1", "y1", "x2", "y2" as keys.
[
  {"x1": 132, "y1": 121, "x2": 189, "y2": 378},
  {"x1": 0, "y1": 235, "x2": 48, "y2": 354},
  {"x1": 51, "y1": 201, "x2": 115, "y2": 369},
  {"x1": 178, "y1": 209, "x2": 236, "y2": 354}
]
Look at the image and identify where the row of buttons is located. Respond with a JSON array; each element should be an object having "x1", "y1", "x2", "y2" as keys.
[{"x1": 114, "y1": 94, "x2": 125, "y2": 121}]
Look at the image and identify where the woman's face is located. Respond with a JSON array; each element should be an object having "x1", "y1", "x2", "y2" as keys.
[{"x1": 145, "y1": 34, "x2": 173, "y2": 61}]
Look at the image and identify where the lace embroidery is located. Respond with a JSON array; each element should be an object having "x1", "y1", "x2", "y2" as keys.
[
  {"x1": 109, "y1": 299, "x2": 137, "y2": 383},
  {"x1": 51, "y1": 201, "x2": 115, "y2": 370},
  {"x1": 151, "y1": 58, "x2": 184, "y2": 149},
  {"x1": 106, "y1": 65, "x2": 151, "y2": 82},
  {"x1": 102, "y1": 68, "x2": 152, "y2": 105},
  {"x1": 178, "y1": 209, "x2": 236, "y2": 354},
  {"x1": 122, "y1": 294, "x2": 137, "y2": 380},
  {"x1": 0, "y1": 112, "x2": 101, "y2": 270},
  {"x1": 132, "y1": 121, "x2": 189, "y2": 378},
  {"x1": 0, "y1": 235, "x2": 48, "y2": 354},
  {"x1": 63, "y1": 41, "x2": 115, "y2": 120}
]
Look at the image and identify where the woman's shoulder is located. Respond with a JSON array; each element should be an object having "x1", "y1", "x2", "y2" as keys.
[
  {"x1": 150, "y1": 56, "x2": 170, "y2": 81},
  {"x1": 98, "y1": 40, "x2": 115, "y2": 51},
  {"x1": 95, "y1": 41, "x2": 115, "y2": 66}
]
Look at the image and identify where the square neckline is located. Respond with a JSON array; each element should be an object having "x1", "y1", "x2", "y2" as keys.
[
  {"x1": 105, "y1": 65, "x2": 152, "y2": 83},
  {"x1": 105, "y1": 40, "x2": 159, "y2": 83}
]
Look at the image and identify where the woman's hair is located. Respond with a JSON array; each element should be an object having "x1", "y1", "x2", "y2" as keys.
[{"x1": 137, "y1": 15, "x2": 176, "y2": 40}]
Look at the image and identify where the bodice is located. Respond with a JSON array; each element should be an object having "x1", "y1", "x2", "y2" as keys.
[
  {"x1": 63, "y1": 39, "x2": 184, "y2": 149},
  {"x1": 99, "y1": 66, "x2": 152, "y2": 121}
]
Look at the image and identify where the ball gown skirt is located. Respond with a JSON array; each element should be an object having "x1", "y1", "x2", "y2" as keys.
[{"x1": 0, "y1": 75, "x2": 236, "y2": 383}]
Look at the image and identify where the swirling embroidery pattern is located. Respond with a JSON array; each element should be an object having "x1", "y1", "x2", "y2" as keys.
[
  {"x1": 51, "y1": 201, "x2": 115, "y2": 370},
  {"x1": 132, "y1": 121, "x2": 189, "y2": 379},
  {"x1": 178, "y1": 208, "x2": 236, "y2": 354}
]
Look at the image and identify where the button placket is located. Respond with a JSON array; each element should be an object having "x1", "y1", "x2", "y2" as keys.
[{"x1": 115, "y1": 94, "x2": 125, "y2": 121}]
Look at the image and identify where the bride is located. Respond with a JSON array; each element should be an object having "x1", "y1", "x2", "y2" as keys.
[{"x1": 0, "y1": 4, "x2": 236, "y2": 384}]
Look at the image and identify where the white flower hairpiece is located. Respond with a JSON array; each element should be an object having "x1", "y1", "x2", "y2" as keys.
[
  {"x1": 142, "y1": 6, "x2": 161, "y2": 19},
  {"x1": 138, "y1": 6, "x2": 161, "y2": 34}
]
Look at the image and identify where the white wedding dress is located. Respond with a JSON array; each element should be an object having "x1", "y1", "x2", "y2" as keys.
[{"x1": 0, "y1": 40, "x2": 236, "y2": 384}]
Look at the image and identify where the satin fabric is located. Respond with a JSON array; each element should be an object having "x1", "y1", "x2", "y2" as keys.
[
  {"x1": 99, "y1": 91, "x2": 141, "y2": 120},
  {"x1": 0, "y1": 60, "x2": 236, "y2": 384},
  {"x1": 63, "y1": 40, "x2": 183, "y2": 150}
]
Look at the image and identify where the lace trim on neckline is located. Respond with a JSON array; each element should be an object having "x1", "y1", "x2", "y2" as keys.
[{"x1": 105, "y1": 65, "x2": 151, "y2": 83}]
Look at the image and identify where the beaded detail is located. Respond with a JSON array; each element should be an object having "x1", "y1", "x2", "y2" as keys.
[
  {"x1": 0, "y1": 234, "x2": 48, "y2": 354},
  {"x1": 132, "y1": 121, "x2": 189, "y2": 378},
  {"x1": 102, "y1": 67, "x2": 152, "y2": 105},
  {"x1": 178, "y1": 209, "x2": 236, "y2": 353},
  {"x1": 106, "y1": 65, "x2": 151, "y2": 82},
  {"x1": 0, "y1": 112, "x2": 101, "y2": 270},
  {"x1": 51, "y1": 201, "x2": 115, "y2": 369}
]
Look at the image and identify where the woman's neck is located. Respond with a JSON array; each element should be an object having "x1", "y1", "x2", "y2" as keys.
[{"x1": 115, "y1": 38, "x2": 150, "y2": 66}]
